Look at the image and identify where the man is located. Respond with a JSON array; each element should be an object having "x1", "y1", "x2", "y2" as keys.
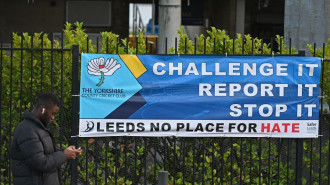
[{"x1": 10, "y1": 92, "x2": 82, "y2": 185}]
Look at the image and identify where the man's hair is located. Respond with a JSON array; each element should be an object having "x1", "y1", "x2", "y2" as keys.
[{"x1": 34, "y1": 92, "x2": 60, "y2": 109}]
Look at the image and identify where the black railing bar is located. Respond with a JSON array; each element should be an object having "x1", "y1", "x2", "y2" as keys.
[
  {"x1": 259, "y1": 138, "x2": 262, "y2": 184},
  {"x1": 271, "y1": 37, "x2": 274, "y2": 53},
  {"x1": 61, "y1": 32, "x2": 64, "y2": 49},
  {"x1": 0, "y1": 31, "x2": 3, "y2": 184},
  {"x1": 289, "y1": 38, "x2": 292, "y2": 55},
  {"x1": 223, "y1": 38, "x2": 226, "y2": 55},
  {"x1": 20, "y1": 33, "x2": 23, "y2": 120},
  {"x1": 322, "y1": 43, "x2": 326, "y2": 60},
  {"x1": 268, "y1": 138, "x2": 271, "y2": 184},
  {"x1": 69, "y1": 54, "x2": 79, "y2": 184},
  {"x1": 0, "y1": 32, "x2": 4, "y2": 184},
  {"x1": 173, "y1": 137, "x2": 176, "y2": 185},
  {"x1": 296, "y1": 138, "x2": 303, "y2": 184},
  {"x1": 280, "y1": 37, "x2": 282, "y2": 54},
  {"x1": 277, "y1": 139, "x2": 280, "y2": 185},
  {"x1": 115, "y1": 137, "x2": 118, "y2": 185},
  {"x1": 310, "y1": 139, "x2": 313, "y2": 184},
  {"x1": 175, "y1": 37, "x2": 177, "y2": 55},
  {"x1": 0, "y1": 47, "x2": 71, "y2": 51},
  {"x1": 164, "y1": 137, "x2": 167, "y2": 171},
  {"x1": 106, "y1": 37, "x2": 109, "y2": 54},
  {"x1": 240, "y1": 138, "x2": 243, "y2": 184},
  {"x1": 250, "y1": 138, "x2": 252, "y2": 185},
  {"x1": 194, "y1": 37, "x2": 197, "y2": 54},
  {"x1": 105, "y1": 138, "x2": 108, "y2": 185},
  {"x1": 87, "y1": 37, "x2": 89, "y2": 52},
  {"x1": 230, "y1": 138, "x2": 233, "y2": 184},
  {"x1": 242, "y1": 37, "x2": 244, "y2": 55},
  {"x1": 319, "y1": 43, "x2": 326, "y2": 184},
  {"x1": 60, "y1": 32, "x2": 64, "y2": 148},
  {"x1": 59, "y1": 46, "x2": 64, "y2": 148},
  {"x1": 153, "y1": 138, "x2": 157, "y2": 185},
  {"x1": 95, "y1": 138, "x2": 98, "y2": 185},
  {"x1": 144, "y1": 138, "x2": 147, "y2": 185},
  {"x1": 202, "y1": 138, "x2": 205, "y2": 185},
  {"x1": 192, "y1": 138, "x2": 196, "y2": 184},
  {"x1": 133, "y1": 137, "x2": 138, "y2": 184},
  {"x1": 85, "y1": 139, "x2": 88, "y2": 185},
  {"x1": 252, "y1": 38, "x2": 254, "y2": 55},
  {"x1": 165, "y1": 37, "x2": 167, "y2": 55},
  {"x1": 146, "y1": 37, "x2": 148, "y2": 54},
  {"x1": 182, "y1": 139, "x2": 186, "y2": 185},
  {"x1": 136, "y1": 37, "x2": 139, "y2": 54},
  {"x1": 30, "y1": 34, "x2": 34, "y2": 111},
  {"x1": 213, "y1": 38, "x2": 216, "y2": 55},
  {"x1": 116, "y1": 37, "x2": 119, "y2": 54},
  {"x1": 212, "y1": 138, "x2": 215, "y2": 185},
  {"x1": 50, "y1": 33, "x2": 54, "y2": 92},
  {"x1": 40, "y1": 33, "x2": 44, "y2": 93},
  {"x1": 204, "y1": 37, "x2": 206, "y2": 55},
  {"x1": 328, "y1": 59, "x2": 330, "y2": 185},
  {"x1": 220, "y1": 138, "x2": 224, "y2": 184},
  {"x1": 135, "y1": 137, "x2": 137, "y2": 185},
  {"x1": 261, "y1": 38, "x2": 264, "y2": 55},
  {"x1": 288, "y1": 139, "x2": 292, "y2": 182},
  {"x1": 9, "y1": 32, "x2": 13, "y2": 183},
  {"x1": 155, "y1": 37, "x2": 158, "y2": 54},
  {"x1": 287, "y1": 139, "x2": 290, "y2": 184},
  {"x1": 185, "y1": 38, "x2": 187, "y2": 54},
  {"x1": 96, "y1": 37, "x2": 99, "y2": 53},
  {"x1": 313, "y1": 43, "x2": 316, "y2": 57},
  {"x1": 124, "y1": 137, "x2": 127, "y2": 183},
  {"x1": 126, "y1": 37, "x2": 129, "y2": 54},
  {"x1": 233, "y1": 38, "x2": 235, "y2": 55}
]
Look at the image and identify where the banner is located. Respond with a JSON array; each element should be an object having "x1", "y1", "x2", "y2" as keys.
[{"x1": 79, "y1": 54, "x2": 321, "y2": 138}]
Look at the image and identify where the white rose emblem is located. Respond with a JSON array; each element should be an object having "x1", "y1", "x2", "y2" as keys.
[{"x1": 87, "y1": 57, "x2": 121, "y2": 86}]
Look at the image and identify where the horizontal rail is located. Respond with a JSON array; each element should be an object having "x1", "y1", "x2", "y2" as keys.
[{"x1": 0, "y1": 48, "x2": 71, "y2": 51}]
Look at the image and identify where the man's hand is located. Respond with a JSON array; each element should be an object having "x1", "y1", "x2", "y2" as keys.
[
  {"x1": 64, "y1": 146, "x2": 78, "y2": 160},
  {"x1": 76, "y1": 147, "x2": 83, "y2": 156}
]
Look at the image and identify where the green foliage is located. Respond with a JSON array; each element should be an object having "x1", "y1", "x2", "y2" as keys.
[
  {"x1": 170, "y1": 26, "x2": 286, "y2": 55},
  {"x1": 170, "y1": 26, "x2": 301, "y2": 56},
  {"x1": 307, "y1": 39, "x2": 330, "y2": 105},
  {"x1": 1, "y1": 22, "x2": 330, "y2": 185},
  {"x1": 275, "y1": 35, "x2": 297, "y2": 54}
]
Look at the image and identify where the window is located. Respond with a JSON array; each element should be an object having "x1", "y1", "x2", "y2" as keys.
[{"x1": 66, "y1": 1, "x2": 111, "y2": 27}]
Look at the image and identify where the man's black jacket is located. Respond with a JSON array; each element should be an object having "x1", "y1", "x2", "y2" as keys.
[{"x1": 10, "y1": 111, "x2": 66, "y2": 185}]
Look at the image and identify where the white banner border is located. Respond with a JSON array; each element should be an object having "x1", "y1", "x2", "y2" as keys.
[{"x1": 79, "y1": 119, "x2": 319, "y2": 138}]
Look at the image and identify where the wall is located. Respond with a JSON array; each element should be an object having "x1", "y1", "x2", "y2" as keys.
[
  {"x1": 0, "y1": 0, "x2": 65, "y2": 43},
  {"x1": 0, "y1": 0, "x2": 131, "y2": 43},
  {"x1": 204, "y1": 0, "x2": 237, "y2": 38},
  {"x1": 245, "y1": 0, "x2": 284, "y2": 42},
  {"x1": 285, "y1": 0, "x2": 330, "y2": 51}
]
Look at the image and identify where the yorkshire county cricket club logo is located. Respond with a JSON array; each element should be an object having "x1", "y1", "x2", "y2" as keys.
[
  {"x1": 80, "y1": 54, "x2": 146, "y2": 120},
  {"x1": 87, "y1": 57, "x2": 121, "y2": 86}
]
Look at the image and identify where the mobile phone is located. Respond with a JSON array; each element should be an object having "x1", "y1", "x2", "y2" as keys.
[{"x1": 77, "y1": 147, "x2": 83, "y2": 150}]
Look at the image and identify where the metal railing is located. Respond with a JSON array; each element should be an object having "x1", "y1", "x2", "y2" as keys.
[
  {"x1": 0, "y1": 32, "x2": 329, "y2": 185},
  {"x1": 132, "y1": 4, "x2": 146, "y2": 37}
]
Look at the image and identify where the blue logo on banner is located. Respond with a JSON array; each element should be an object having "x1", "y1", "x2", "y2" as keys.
[{"x1": 80, "y1": 54, "x2": 142, "y2": 118}]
